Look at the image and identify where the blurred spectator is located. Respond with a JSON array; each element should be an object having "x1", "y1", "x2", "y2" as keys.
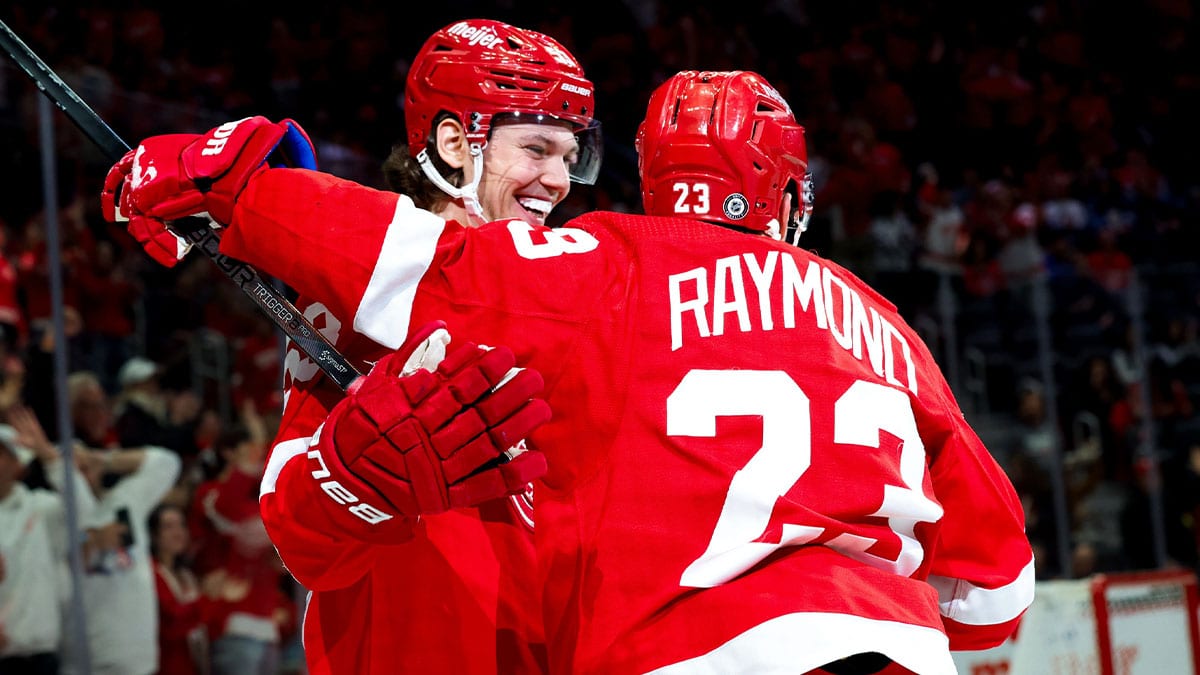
[
  {"x1": 60, "y1": 446, "x2": 181, "y2": 675},
  {"x1": 1039, "y1": 173, "x2": 1090, "y2": 235},
  {"x1": 0, "y1": 226, "x2": 24, "y2": 353},
  {"x1": 915, "y1": 166, "x2": 967, "y2": 278},
  {"x1": 149, "y1": 503, "x2": 208, "y2": 675},
  {"x1": 960, "y1": 232, "x2": 1005, "y2": 300},
  {"x1": 995, "y1": 200, "x2": 1047, "y2": 300},
  {"x1": 113, "y1": 356, "x2": 202, "y2": 457},
  {"x1": 76, "y1": 241, "x2": 141, "y2": 394},
  {"x1": 1121, "y1": 451, "x2": 1200, "y2": 572},
  {"x1": 0, "y1": 348, "x2": 27, "y2": 414},
  {"x1": 1111, "y1": 323, "x2": 1146, "y2": 390},
  {"x1": 1145, "y1": 318, "x2": 1198, "y2": 446},
  {"x1": 21, "y1": 306, "x2": 88, "y2": 435},
  {"x1": 1067, "y1": 448, "x2": 1132, "y2": 575},
  {"x1": 1065, "y1": 78, "x2": 1115, "y2": 159},
  {"x1": 189, "y1": 414, "x2": 292, "y2": 675},
  {"x1": 1045, "y1": 242, "x2": 1125, "y2": 365},
  {"x1": 1065, "y1": 354, "x2": 1134, "y2": 481},
  {"x1": 13, "y1": 203, "x2": 87, "y2": 332},
  {"x1": 962, "y1": 45, "x2": 1034, "y2": 138},
  {"x1": 67, "y1": 371, "x2": 117, "y2": 449},
  {"x1": 1008, "y1": 377, "x2": 1058, "y2": 475},
  {"x1": 1112, "y1": 147, "x2": 1167, "y2": 205},
  {"x1": 1152, "y1": 314, "x2": 1200, "y2": 381},
  {"x1": 1083, "y1": 225, "x2": 1133, "y2": 293},
  {"x1": 1041, "y1": 229, "x2": 1086, "y2": 285},
  {"x1": 229, "y1": 313, "x2": 283, "y2": 417},
  {"x1": 867, "y1": 190, "x2": 919, "y2": 316},
  {"x1": 0, "y1": 410, "x2": 96, "y2": 675},
  {"x1": 815, "y1": 117, "x2": 879, "y2": 271}
]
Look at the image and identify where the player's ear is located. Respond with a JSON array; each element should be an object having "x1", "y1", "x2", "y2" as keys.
[
  {"x1": 434, "y1": 118, "x2": 470, "y2": 171},
  {"x1": 772, "y1": 190, "x2": 793, "y2": 242}
]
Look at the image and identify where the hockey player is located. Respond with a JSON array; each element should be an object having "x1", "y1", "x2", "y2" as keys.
[
  {"x1": 105, "y1": 70, "x2": 1033, "y2": 674},
  {"x1": 106, "y1": 18, "x2": 597, "y2": 675}
]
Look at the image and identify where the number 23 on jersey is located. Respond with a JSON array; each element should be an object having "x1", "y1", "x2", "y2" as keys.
[{"x1": 667, "y1": 371, "x2": 944, "y2": 589}]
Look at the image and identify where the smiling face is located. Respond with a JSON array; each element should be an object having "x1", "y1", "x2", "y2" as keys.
[
  {"x1": 435, "y1": 118, "x2": 580, "y2": 226},
  {"x1": 478, "y1": 120, "x2": 579, "y2": 224}
]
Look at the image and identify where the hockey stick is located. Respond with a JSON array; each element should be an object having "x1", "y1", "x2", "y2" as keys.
[{"x1": 0, "y1": 18, "x2": 362, "y2": 390}]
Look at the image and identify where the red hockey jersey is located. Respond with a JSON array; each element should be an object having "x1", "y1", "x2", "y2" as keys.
[
  {"x1": 245, "y1": 182, "x2": 545, "y2": 671},
  {"x1": 228, "y1": 169, "x2": 1034, "y2": 675}
]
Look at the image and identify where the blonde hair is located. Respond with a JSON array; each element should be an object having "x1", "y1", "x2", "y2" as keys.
[{"x1": 66, "y1": 371, "x2": 104, "y2": 408}]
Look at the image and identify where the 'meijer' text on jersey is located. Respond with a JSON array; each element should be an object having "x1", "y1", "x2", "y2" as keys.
[{"x1": 669, "y1": 251, "x2": 918, "y2": 395}]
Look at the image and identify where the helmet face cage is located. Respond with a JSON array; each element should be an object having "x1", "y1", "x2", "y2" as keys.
[
  {"x1": 405, "y1": 19, "x2": 602, "y2": 185},
  {"x1": 637, "y1": 71, "x2": 811, "y2": 237}
]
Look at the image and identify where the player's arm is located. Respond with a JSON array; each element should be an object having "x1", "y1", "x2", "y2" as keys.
[
  {"x1": 260, "y1": 372, "x2": 401, "y2": 591},
  {"x1": 260, "y1": 428, "x2": 380, "y2": 590},
  {"x1": 102, "y1": 116, "x2": 422, "y2": 327},
  {"x1": 100, "y1": 446, "x2": 184, "y2": 517},
  {"x1": 923, "y1": 400, "x2": 1036, "y2": 651},
  {"x1": 222, "y1": 166, "x2": 455, "y2": 342},
  {"x1": 259, "y1": 322, "x2": 550, "y2": 591}
]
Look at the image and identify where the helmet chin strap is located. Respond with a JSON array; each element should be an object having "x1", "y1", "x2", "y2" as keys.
[
  {"x1": 417, "y1": 144, "x2": 489, "y2": 225},
  {"x1": 783, "y1": 172, "x2": 816, "y2": 246}
]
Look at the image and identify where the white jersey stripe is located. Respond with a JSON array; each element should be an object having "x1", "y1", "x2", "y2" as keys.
[
  {"x1": 929, "y1": 556, "x2": 1037, "y2": 626},
  {"x1": 261, "y1": 436, "x2": 311, "y2": 497},
  {"x1": 645, "y1": 611, "x2": 956, "y2": 675},
  {"x1": 354, "y1": 194, "x2": 445, "y2": 349}
]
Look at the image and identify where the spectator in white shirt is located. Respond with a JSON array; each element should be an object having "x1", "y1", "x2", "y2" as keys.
[
  {"x1": 60, "y1": 445, "x2": 180, "y2": 675},
  {"x1": 0, "y1": 409, "x2": 97, "y2": 675}
]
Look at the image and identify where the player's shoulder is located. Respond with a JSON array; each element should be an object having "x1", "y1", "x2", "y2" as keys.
[
  {"x1": 792, "y1": 247, "x2": 958, "y2": 406},
  {"x1": 565, "y1": 211, "x2": 780, "y2": 265},
  {"x1": 565, "y1": 210, "x2": 702, "y2": 238},
  {"x1": 804, "y1": 251, "x2": 900, "y2": 316}
]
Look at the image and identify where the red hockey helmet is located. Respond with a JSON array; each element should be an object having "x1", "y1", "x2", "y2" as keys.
[
  {"x1": 637, "y1": 71, "x2": 813, "y2": 243},
  {"x1": 405, "y1": 19, "x2": 601, "y2": 185}
]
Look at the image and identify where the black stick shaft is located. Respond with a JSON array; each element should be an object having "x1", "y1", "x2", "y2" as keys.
[{"x1": 0, "y1": 18, "x2": 362, "y2": 390}]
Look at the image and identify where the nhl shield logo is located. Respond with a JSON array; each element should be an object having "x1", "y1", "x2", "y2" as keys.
[{"x1": 723, "y1": 193, "x2": 749, "y2": 220}]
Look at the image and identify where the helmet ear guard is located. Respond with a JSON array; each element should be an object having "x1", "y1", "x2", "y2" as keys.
[{"x1": 637, "y1": 71, "x2": 813, "y2": 241}]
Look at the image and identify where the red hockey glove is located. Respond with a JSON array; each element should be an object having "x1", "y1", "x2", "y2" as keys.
[
  {"x1": 308, "y1": 322, "x2": 550, "y2": 527},
  {"x1": 100, "y1": 116, "x2": 317, "y2": 267}
]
